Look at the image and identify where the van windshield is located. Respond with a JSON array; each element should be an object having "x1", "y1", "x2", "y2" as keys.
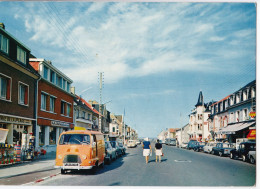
[{"x1": 59, "y1": 134, "x2": 90, "y2": 145}]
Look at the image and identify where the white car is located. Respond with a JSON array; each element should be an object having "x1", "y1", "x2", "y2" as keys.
[
  {"x1": 203, "y1": 142, "x2": 217, "y2": 154},
  {"x1": 248, "y1": 151, "x2": 256, "y2": 164},
  {"x1": 180, "y1": 142, "x2": 188, "y2": 148},
  {"x1": 127, "y1": 140, "x2": 137, "y2": 148}
]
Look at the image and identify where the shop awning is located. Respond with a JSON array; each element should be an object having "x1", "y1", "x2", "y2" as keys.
[{"x1": 217, "y1": 121, "x2": 255, "y2": 135}]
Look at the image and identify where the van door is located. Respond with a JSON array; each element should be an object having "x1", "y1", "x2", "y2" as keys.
[{"x1": 92, "y1": 135, "x2": 97, "y2": 158}]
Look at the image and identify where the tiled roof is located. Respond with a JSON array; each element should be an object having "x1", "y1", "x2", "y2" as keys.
[
  {"x1": 211, "y1": 95, "x2": 231, "y2": 106},
  {"x1": 168, "y1": 128, "x2": 179, "y2": 133},
  {"x1": 75, "y1": 95, "x2": 101, "y2": 116}
]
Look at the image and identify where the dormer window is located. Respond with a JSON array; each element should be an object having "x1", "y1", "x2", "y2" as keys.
[
  {"x1": 0, "y1": 33, "x2": 9, "y2": 54},
  {"x1": 17, "y1": 46, "x2": 26, "y2": 64}
]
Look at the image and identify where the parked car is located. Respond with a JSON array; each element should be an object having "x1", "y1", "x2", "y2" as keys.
[
  {"x1": 127, "y1": 140, "x2": 137, "y2": 148},
  {"x1": 230, "y1": 141, "x2": 256, "y2": 162},
  {"x1": 187, "y1": 140, "x2": 197, "y2": 150},
  {"x1": 248, "y1": 151, "x2": 256, "y2": 164},
  {"x1": 211, "y1": 143, "x2": 235, "y2": 156},
  {"x1": 180, "y1": 142, "x2": 188, "y2": 149},
  {"x1": 136, "y1": 140, "x2": 141, "y2": 145},
  {"x1": 118, "y1": 142, "x2": 126, "y2": 155},
  {"x1": 168, "y1": 138, "x2": 177, "y2": 146},
  {"x1": 110, "y1": 141, "x2": 122, "y2": 158},
  {"x1": 105, "y1": 141, "x2": 117, "y2": 164},
  {"x1": 203, "y1": 142, "x2": 217, "y2": 153},
  {"x1": 193, "y1": 142, "x2": 206, "y2": 152}
]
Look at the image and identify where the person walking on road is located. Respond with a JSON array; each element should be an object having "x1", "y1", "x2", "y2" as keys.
[
  {"x1": 155, "y1": 139, "x2": 163, "y2": 163},
  {"x1": 143, "y1": 137, "x2": 152, "y2": 164}
]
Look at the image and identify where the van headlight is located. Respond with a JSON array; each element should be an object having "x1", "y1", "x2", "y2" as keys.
[
  {"x1": 58, "y1": 155, "x2": 62, "y2": 159},
  {"x1": 82, "y1": 155, "x2": 87, "y2": 160}
]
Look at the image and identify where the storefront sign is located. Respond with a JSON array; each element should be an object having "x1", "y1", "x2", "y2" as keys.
[
  {"x1": 51, "y1": 120, "x2": 70, "y2": 127},
  {"x1": 247, "y1": 129, "x2": 256, "y2": 140},
  {"x1": 249, "y1": 112, "x2": 256, "y2": 118},
  {"x1": 0, "y1": 115, "x2": 31, "y2": 125}
]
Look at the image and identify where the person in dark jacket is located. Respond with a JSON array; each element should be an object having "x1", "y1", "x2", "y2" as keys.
[{"x1": 155, "y1": 139, "x2": 163, "y2": 163}]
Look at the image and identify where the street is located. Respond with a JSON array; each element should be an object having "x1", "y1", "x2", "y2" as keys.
[{"x1": 15, "y1": 143, "x2": 256, "y2": 186}]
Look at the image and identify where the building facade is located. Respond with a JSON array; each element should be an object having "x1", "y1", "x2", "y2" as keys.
[
  {"x1": 29, "y1": 58, "x2": 74, "y2": 152},
  {"x1": 0, "y1": 23, "x2": 39, "y2": 146}
]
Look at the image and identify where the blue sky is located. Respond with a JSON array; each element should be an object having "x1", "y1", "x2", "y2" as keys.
[{"x1": 0, "y1": 2, "x2": 256, "y2": 138}]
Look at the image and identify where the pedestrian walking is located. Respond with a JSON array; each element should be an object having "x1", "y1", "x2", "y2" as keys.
[
  {"x1": 142, "y1": 137, "x2": 152, "y2": 164},
  {"x1": 155, "y1": 139, "x2": 163, "y2": 163}
]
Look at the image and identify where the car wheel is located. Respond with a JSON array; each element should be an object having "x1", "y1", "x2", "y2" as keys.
[
  {"x1": 230, "y1": 153, "x2": 234, "y2": 159},
  {"x1": 61, "y1": 169, "x2": 66, "y2": 174},
  {"x1": 250, "y1": 156, "x2": 255, "y2": 164},
  {"x1": 211, "y1": 150, "x2": 214, "y2": 155},
  {"x1": 242, "y1": 155, "x2": 247, "y2": 162},
  {"x1": 219, "y1": 152, "x2": 223, "y2": 157}
]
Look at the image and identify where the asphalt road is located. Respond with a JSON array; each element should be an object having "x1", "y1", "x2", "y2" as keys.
[{"x1": 32, "y1": 143, "x2": 256, "y2": 186}]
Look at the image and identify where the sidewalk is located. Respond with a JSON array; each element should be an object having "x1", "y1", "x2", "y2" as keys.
[{"x1": 0, "y1": 152, "x2": 56, "y2": 179}]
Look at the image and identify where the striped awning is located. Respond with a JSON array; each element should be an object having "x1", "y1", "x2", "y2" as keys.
[{"x1": 217, "y1": 121, "x2": 255, "y2": 135}]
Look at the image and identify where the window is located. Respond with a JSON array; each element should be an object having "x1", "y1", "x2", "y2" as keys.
[
  {"x1": 0, "y1": 74, "x2": 11, "y2": 100},
  {"x1": 59, "y1": 134, "x2": 90, "y2": 145},
  {"x1": 251, "y1": 87, "x2": 255, "y2": 98},
  {"x1": 113, "y1": 127, "x2": 115, "y2": 132},
  {"x1": 67, "y1": 104, "x2": 71, "y2": 117},
  {"x1": 63, "y1": 79, "x2": 66, "y2": 90},
  {"x1": 61, "y1": 101, "x2": 65, "y2": 115},
  {"x1": 87, "y1": 113, "x2": 91, "y2": 120},
  {"x1": 243, "y1": 91, "x2": 247, "y2": 101},
  {"x1": 230, "y1": 112, "x2": 234, "y2": 123},
  {"x1": 50, "y1": 70, "x2": 55, "y2": 83},
  {"x1": 18, "y1": 82, "x2": 28, "y2": 105},
  {"x1": 41, "y1": 93, "x2": 47, "y2": 110},
  {"x1": 49, "y1": 127, "x2": 56, "y2": 145},
  {"x1": 82, "y1": 111, "x2": 86, "y2": 119},
  {"x1": 43, "y1": 65, "x2": 49, "y2": 80},
  {"x1": 236, "y1": 111, "x2": 240, "y2": 122},
  {"x1": 67, "y1": 83, "x2": 70, "y2": 92},
  {"x1": 236, "y1": 93, "x2": 240, "y2": 104},
  {"x1": 0, "y1": 33, "x2": 9, "y2": 54},
  {"x1": 50, "y1": 96, "x2": 55, "y2": 112},
  {"x1": 17, "y1": 46, "x2": 26, "y2": 64},
  {"x1": 39, "y1": 126, "x2": 45, "y2": 146},
  {"x1": 56, "y1": 75, "x2": 62, "y2": 88},
  {"x1": 243, "y1": 109, "x2": 248, "y2": 121}
]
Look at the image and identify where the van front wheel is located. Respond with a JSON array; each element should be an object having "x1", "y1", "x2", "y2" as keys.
[{"x1": 61, "y1": 169, "x2": 66, "y2": 174}]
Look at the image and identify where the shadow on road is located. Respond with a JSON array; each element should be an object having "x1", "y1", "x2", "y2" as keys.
[{"x1": 148, "y1": 158, "x2": 167, "y2": 163}]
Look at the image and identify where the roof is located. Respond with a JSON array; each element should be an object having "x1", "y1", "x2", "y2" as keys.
[
  {"x1": 75, "y1": 95, "x2": 101, "y2": 116},
  {"x1": 233, "y1": 80, "x2": 256, "y2": 94},
  {"x1": 195, "y1": 91, "x2": 203, "y2": 107},
  {"x1": 61, "y1": 130, "x2": 103, "y2": 135},
  {"x1": 212, "y1": 95, "x2": 231, "y2": 106},
  {"x1": 168, "y1": 128, "x2": 179, "y2": 133}
]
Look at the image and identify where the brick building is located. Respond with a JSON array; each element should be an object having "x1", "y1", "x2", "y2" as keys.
[
  {"x1": 0, "y1": 23, "x2": 40, "y2": 145},
  {"x1": 29, "y1": 58, "x2": 74, "y2": 152}
]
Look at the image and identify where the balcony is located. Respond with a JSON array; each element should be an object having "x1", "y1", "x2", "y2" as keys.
[{"x1": 76, "y1": 117, "x2": 93, "y2": 125}]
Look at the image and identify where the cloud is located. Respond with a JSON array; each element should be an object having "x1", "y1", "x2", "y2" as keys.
[{"x1": 11, "y1": 2, "x2": 256, "y2": 85}]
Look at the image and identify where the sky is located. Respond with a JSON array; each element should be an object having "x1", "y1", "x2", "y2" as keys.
[{"x1": 0, "y1": 1, "x2": 256, "y2": 138}]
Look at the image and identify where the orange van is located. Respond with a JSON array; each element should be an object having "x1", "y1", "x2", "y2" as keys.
[{"x1": 55, "y1": 130, "x2": 105, "y2": 174}]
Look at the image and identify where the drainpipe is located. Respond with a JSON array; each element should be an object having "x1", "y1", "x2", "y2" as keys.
[{"x1": 34, "y1": 76, "x2": 41, "y2": 151}]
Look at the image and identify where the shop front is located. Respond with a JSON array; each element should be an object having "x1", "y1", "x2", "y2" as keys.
[
  {"x1": 0, "y1": 114, "x2": 35, "y2": 165},
  {"x1": 36, "y1": 118, "x2": 74, "y2": 153}
]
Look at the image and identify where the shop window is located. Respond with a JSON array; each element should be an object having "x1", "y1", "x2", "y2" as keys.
[
  {"x1": 0, "y1": 33, "x2": 9, "y2": 54},
  {"x1": 13, "y1": 125, "x2": 23, "y2": 145},
  {"x1": 39, "y1": 126, "x2": 45, "y2": 146},
  {"x1": 67, "y1": 104, "x2": 71, "y2": 117},
  {"x1": 49, "y1": 127, "x2": 56, "y2": 145},
  {"x1": 50, "y1": 96, "x2": 55, "y2": 112},
  {"x1": 17, "y1": 46, "x2": 26, "y2": 64},
  {"x1": 18, "y1": 82, "x2": 29, "y2": 106},
  {"x1": 0, "y1": 73, "x2": 11, "y2": 101},
  {"x1": 41, "y1": 93, "x2": 47, "y2": 110},
  {"x1": 61, "y1": 101, "x2": 65, "y2": 115}
]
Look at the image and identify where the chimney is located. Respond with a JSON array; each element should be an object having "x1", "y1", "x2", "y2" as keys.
[
  {"x1": 0, "y1": 23, "x2": 5, "y2": 30},
  {"x1": 71, "y1": 86, "x2": 75, "y2": 94}
]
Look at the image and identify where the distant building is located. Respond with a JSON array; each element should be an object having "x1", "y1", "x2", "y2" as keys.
[
  {"x1": 188, "y1": 91, "x2": 215, "y2": 141},
  {"x1": 157, "y1": 130, "x2": 166, "y2": 143},
  {"x1": 166, "y1": 128, "x2": 179, "y2": 138},
  {"x1": 176, "y1": 124, "x2": 189, "y2": 145}
]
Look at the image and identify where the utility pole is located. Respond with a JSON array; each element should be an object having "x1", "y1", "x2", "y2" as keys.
[
  {"x1": 202, "y1": 91, "x2": 204, "y2": 141},
  {"x1": 99, "y1": 72, "x2": 103, "y2": 133},
  {"x1": 123, "y1": 108, "x2": 125, "y2": 146},
  {"x1": 180, "y1": 113, "x2": 182, "y2": 145}
]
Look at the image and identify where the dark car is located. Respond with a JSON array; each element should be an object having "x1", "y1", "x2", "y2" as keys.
[
  {"x1": 193, "y1": 142, "x2": 206, "y2": 152},
  {"x1": 230, "y1": 141, "x2": 256, "y2": 162},
  {"x1": 110, "y1": 141, "x2": 123, "y2": 157},
  {"x1": 212, "y1": 143, "x2": 235, "y2": 156},
  {"x1": 187, "y1": 140, "x2": 197, "y2": 150},
  {"x1": 118, "y1": 142, "x2": 126, "y2": 155}
]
